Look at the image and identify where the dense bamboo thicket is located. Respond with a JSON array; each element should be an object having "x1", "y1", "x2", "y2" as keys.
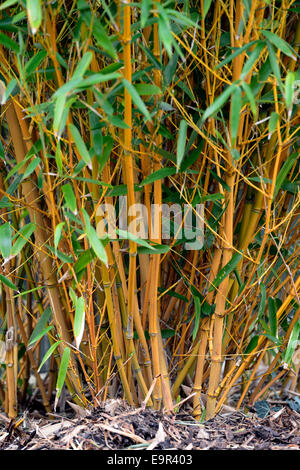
[{"x1": 0, "y1": 0, "x2": 299, "y2": 420}]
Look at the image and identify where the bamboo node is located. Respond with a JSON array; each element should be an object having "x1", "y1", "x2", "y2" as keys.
[
  {"x1": 214, "y1": 313, "x2": 225, "y2": 318},
  {"x1": 103, "y1": 282, "x2": 111, "y2": 288},
  {"x1": 210, "y1": 356, "x2": 223, "y2": 363},
  {"x1": 207, "y1": 392, "x2": 218, "y2": 399}
]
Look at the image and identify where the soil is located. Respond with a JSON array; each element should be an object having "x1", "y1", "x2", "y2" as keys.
[{"x1": 0, "y1": 397, "x2": 299, "y2": 451}]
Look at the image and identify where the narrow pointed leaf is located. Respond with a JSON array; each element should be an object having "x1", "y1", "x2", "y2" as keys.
[
  {"x1": 28, "y1": 306, "x2": 52, "y2": 348},
  {"x1": 38, "y1": 341, "x2": 62, "y2": 372},
  {"x1": 261, "y1": 30, "x2": 296, "y2": 59},
  {"x1": 201, "y1": 84, "x2": 235, "y2": 122},
  {"x1": 54, "y1": 222, "x2": 65, "y2": 251},
  {"x1": 11, "y1": 223, "x2": 36, "y2": 256},
  {"x1": 0, "y1": 274, "x2": 18, "y2": 291},
  {"x1": 69, "y1": 123, "x2": 91, "y2": 165},
  {"x1": 73, "y1": 51, "x2": 93, "y2": 79},
  {"x1": 0, "y1": 223, "x2": 12, "y2": 258},
  {"x1": 123, "y1": 79, "x2": 151, "y2": 121},
  {"x1": 26, "y1": 0, "x2": 42, "y2": 34},
  {"x1": 230, "y1": 86, "x2": 242, "y2": 146},
  {"x1": 177, "y1": 120, "x2": 188, "y2": 171},
  {"x1": 56, "y1": 347, "x2": 71, "y2": 399},
  {"x1": 209, "y1": 252, "x2": 243, "y2": 291},
  {"x1": 285, "y1": 71, "x2": 295, "y2": 110},
  {"x1": 74, "y1": 296, "x2": 85, "y2": 349},
  {"x1": 62, "y1": 183, "x2": 77, "y2": 213}
]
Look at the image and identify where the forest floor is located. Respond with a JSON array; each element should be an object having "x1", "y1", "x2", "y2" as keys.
[{"x1": 0, "y1": 392, "x2": 299, "y2": 450}]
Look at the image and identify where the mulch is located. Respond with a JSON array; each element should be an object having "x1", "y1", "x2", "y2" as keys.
[{"x1": 0, "y1": 398, "x2": 299, "y2": 450}]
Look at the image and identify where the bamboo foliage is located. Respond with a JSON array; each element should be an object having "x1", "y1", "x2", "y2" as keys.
[{"x1": 0, "y1": 0, "x2": 298, "y2": 419}]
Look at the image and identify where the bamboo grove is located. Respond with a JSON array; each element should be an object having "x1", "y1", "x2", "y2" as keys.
[{"x1": 0, "y1": 0, "x2": 299, "y2": 421}]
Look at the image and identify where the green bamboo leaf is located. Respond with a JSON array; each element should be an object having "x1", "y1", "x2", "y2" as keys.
[
  {"x1": 284, "y1": 320, "x2": 300, "y2": 364},
  {"x1": 55, "y1": 141, "x2": 63, "y2": 176},
  {"x1": 209, "y1": 252, "x2": 243, "y2": 292},
  {"x1": 26, "y1": 0, "x2": 42, "y2": 34},
  {"x1": 56, "y1": 347, "x2": 71, "y2": 400},
  {"x1": 1, "y1": 78, "x2": 18, "y2": 105},
  {"x1": 0, "y1": 223, "x2": 12, "y2": 259},
  {"x1": 110, "y1": 115, "x2": 130, "y2": 129},
  {"x1": 74, "y1": 249, "x2": 95, "y2": 274},
  {"x1": 203, "y1": 0, "x2": 213, "y2": 19},
  {"x1": 164, "y1": 52, "x2": 178, "y2": 87},
  {"x1": 107, "y1": 184, "x2": 141, "y2": 197},
  {"x1": 157, "y1": 13, "x2": 173, "y2": 57},
  {"x1": 258, "y1": 283, "x2": 266, "y2": 319},
  {"x1": 158, "y1": 287, "x2": 188, "y2": 302},
  {"x1": 38, "y1": 341, "x2": 62, "y2": 372},
  {"x1": 73, "y1": 51, "x2": 93, "y2": 79},
  {"x1": 261, "y1": 30, "x2": 296, "y2": 59},
  {"x1": 54, "y1": 222, "x2": 65, "y2": 252},
  {"x1": 274, "y1": 152, "x2": 297, "y2": 199},
  {"x1": 123, "y1": 79, "x2": 151, "y2": 121},
  {"x1": 69, "y1": 123, "x2": 91, "y2": 166},
  {"x1": 141, "y1": 0, "x2": 151, "y2": 27},
  {"x1": 0, "y1": 274, "x2": 18, "y2": 291},
  {"x1": 53, "y1": 94, "x2": 67, "y2": 137},
  {"x1": 134, "y1": 83, "x2": 162, "y2": 95},
  {"x1": 81, "y1": 11, "x2": 117, "y2": 59},
  {"x1": 177, "y1": 120, "x2": 188, "y2": 171},
  {"x1": 116, "y1": 229, "x2": 155, "y2": 250},
  {"x1": 25, "y1": 50, "x2": 47, "y2": 76},
  {"x1": 53, "y1": 73, "x2": 120, "y2": 99},
  {"x1": 241, "y1": 81, "x2": 257, "y2": 119},
  {"x1": 240, "y1": 41, "x2": 265, "y2": 80},
  {"x1": 285, "y1": 71, "x2": 296, "y2": 111},
  {"x1": 137, "y1": 244, "x2": 170, "y2": 254},
  {"x1": 268, "y1": 112, "x2": 279, "y2": 135},
  {"x1": 11, "y1": 223, "x2": 36, "y2": 256},
  {"x1": 6, "y1": 145, "x2": 39, "y2": 180},
  {"x1": 192, "y1": 296, "x2": 201, "y2": 342},
  {"x1": 62, "y1": 183, "x2": 77, "y2": 213},
  {"x1": 22, "y1": 157, "x2": 41, "y2": 180},
  {"x1": 69, "y1": 287, "x2": 77, "y2": 306},
  {"x1": 98, "y1": 136, "x2": 113, "y2": 172},
  {"x1": 268, "y1": 297, "x2": 277, "y2": 338},
  {"x1": 82, "y1": 208, "x2": 108, "y2": 266},
  {"x1": 180, "y1": 140, "x2": 204, "y2": 172},
  {"x1": 139, "y1": 167, "x2": 176, "y2": 186},
  {"x1": 0, "y1": 32, "x2": 19, "y2": 53},
  {"x1": 201, "y1": 84, "x2": 235, "y2": 122},
  {"x1": 28, "y1": 306, "x2": 52, "y2": 348},
  {"x1": 0, "y1": 0, "x2": 18, "y2": 10},
  {"x1": 90, "y1": 115, "x2": 103, "y2": 158},
  {"x1": 230, "y1": 86, "x2": 242, "y2": 146},
  {"x1": 74, "y1": 296, "x2": 85, "y2": 349},
  {"x1": 267, "y1": 42, "x2": 283, "y2": 89},
  {"x1": 215, "y1": 41, "x2": 257, "y2": 70},
  {"x1": 245, "y1": 335, "x2": 259, "y2": 355}
]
